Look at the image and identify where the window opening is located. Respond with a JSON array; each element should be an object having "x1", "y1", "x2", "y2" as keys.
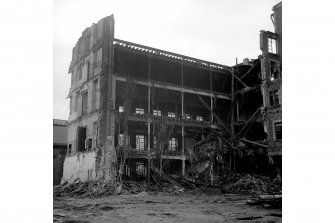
[
  {"x1": 82, "y1": 91, "x2": 88, "y2": 116},
  {"x1": 183, "y1": 114, "x2": 191, "y2": 120},
  {"x1": 135, "y1": 108, "x2": 144, "y2": 115},
  {"x1": 274, "y1": 122, "x2": 282, "y2": 140},
  {"x1": 269, "y1": 90, "x2": 280, "y2": 106},
  {"x1": 168, "y1": 112, "x2": 175, "y2": 118},
  {"x1": 169, "y1": 138, "x2": 177, "y2": 151},
  {"x1": 136, "y1": 135, "x2": 145, "y2": 150},
  {"x1": 268, "y1": 37, "x2": 277, "y2": 54},
  {"x1": 119, "y1": 134, "x2": 124, "y2": 146},
  {"x1": 270, "y1": 60, "x2": 281, "y2": 80},
  {"x1": 153, "y1": 110, "x2": 161, "y2": 116}
]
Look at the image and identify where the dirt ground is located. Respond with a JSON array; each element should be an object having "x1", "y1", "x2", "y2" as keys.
[{"x1": 53, "y1": 192, "x2": 282, "y2": 223}]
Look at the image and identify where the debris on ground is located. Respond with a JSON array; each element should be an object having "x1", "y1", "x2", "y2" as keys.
[
  {"x1": 54, "y1": 170, "x2": 281, "y2": 198},
  {"x1": 220, "y1": 173, "x2": 281, "y2": 194},
  {"x1": 54, "y1": 193, "x2": 282, "y2": 223},
  {"x1": 246, "y1": 194, "x2": 282, "y2": 209},
  {"x1": 53, "y1": 178, "x2": 118, "y2": 198}
]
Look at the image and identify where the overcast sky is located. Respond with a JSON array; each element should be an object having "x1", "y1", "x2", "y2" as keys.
[{"x1": 53, "y1": 0, "x2": 281, "y2": 120}]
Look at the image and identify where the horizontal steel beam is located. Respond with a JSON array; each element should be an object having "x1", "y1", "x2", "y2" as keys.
[
  {"x1": 113, "y1": 38, "x2": 232, "y2": 72},
  {"x1": 115, "y1": 75, "x2": 231, "y2": 100}
]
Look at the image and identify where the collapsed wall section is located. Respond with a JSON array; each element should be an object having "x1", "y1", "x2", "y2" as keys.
[
  {"x1": 63, "y1": 15, "x2": 118, "y2": 183},
  {"x1": 259, "y1": 2, "x2": 282, "y2": 157}
]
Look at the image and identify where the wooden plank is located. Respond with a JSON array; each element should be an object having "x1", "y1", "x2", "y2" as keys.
[
  {"x1": 234, "y1": 106, "x2": 262, "y2": 139},
  {"x1": 234, "y1": 74, "x2": 248, "y2": 88},
  {"x1": 198, "y1": 95, "x2": 230, "y2": 133},
  {"x1": 238, "y1": 138, "x2": 269, "y2": 148}
]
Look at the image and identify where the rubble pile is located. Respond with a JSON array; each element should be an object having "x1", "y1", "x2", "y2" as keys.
[
  {"x1": 54, "y1": 171, "x2": 281, "y2": 198},
  {"x1": 220, "y1": 173, "x2": 281, "y2": 194},
  {"x1": 53, "y1": 178, "x2": 118, "y2": 198},
  {"x1": 120, "y1": 181, "x2": 185, "y2": 195}
]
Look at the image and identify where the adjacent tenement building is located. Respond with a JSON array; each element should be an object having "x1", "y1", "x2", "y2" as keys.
[
  {"x1": 53, "y1": 119, "x2": 68, "y2": 185},
  {"x1": 260, "y1": 2, "x2": 282, "y2": 163}
]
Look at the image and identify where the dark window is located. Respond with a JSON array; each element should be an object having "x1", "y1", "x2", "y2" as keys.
[
  {"x1": 82, "y1": 91, "x2": 88, "y2": 116},
  {"x1": 269, "y1": 90, "x2": 280, "y2": 106},
  {"x1": 136, "y1": 162, "x2": 146, "y2": 178},
  {"x1": 68, "y1": 144, "x2": 72, "y2": 154},
  {"x1": 270, "y1": 61, "x2": 281, "y2": 80},
  {"x1": 86, "y1": 138, "x2": 92, "y2": 150},
  {"x1": 77, "y1": 127, "x2": 86, "y2": 152},
  {"x1": 274, "y1": 122, "x2": 282, "y2": 140}
]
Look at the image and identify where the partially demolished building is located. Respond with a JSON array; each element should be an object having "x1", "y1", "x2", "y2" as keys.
[
  {"x1": 260, "y1": 2, "x2": 282, "y2": 160},
  {"x1": 62, "y1": 2, "x2": 282, "y2": 183}
]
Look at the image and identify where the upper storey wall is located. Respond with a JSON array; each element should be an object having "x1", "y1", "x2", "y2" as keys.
[
  {"x1": 68, "y1": 15, "x2": 232, "y2": 97},
  {"x1": 272, "y1": 2, "x2": 282, "y2": 37}
]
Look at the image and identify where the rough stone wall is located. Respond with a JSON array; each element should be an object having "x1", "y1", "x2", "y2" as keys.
[
  {"x1": 63, "y1": 15, "x2": 117, "y2": 183},
  {"x1": 260, "y1": 29, "x2": 282, "y2": 156},
  {"x1": 272, "y1": 2, "x2": 282, "y2": 56},
  {"x1": 96, "y1": 15, "x2": 117, "y2": 180}
]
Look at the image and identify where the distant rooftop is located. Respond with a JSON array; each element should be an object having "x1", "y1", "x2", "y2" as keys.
[{"x1": 53, "y1": 119, "x2": 68, "y2": 126}]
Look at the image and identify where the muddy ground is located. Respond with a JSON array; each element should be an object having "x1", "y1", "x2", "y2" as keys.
[{"x1": 54, "y1": 192, "x2": 282, "y2": 223}]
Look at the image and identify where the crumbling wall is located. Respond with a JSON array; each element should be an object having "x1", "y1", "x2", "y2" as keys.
[
  {"x1": 63, "y1": 15, "x2": 117, "y2": 183},
  {"x1": 62, "y1": 151, "x2": 97, "y2": 183},
  {"x1": 96, "y1": 15, "x2": 117, "y2": 180},
  {"x1": 260, "y1": 24, "x2": 282, "y2": 157}
]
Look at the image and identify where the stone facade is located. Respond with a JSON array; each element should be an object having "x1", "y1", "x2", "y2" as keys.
[{"x1": 260, "y1": 2, "x2": 282, "y2": 157}]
